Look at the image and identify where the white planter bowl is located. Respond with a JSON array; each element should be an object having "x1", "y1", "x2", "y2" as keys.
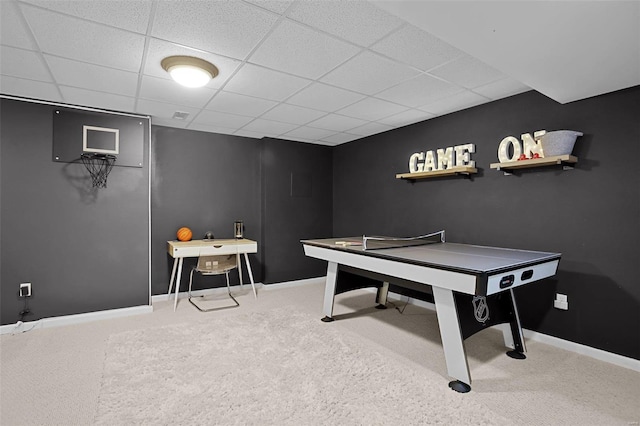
[{"x1": 539, "y1": 130, "x2": 583, "y2": 157}]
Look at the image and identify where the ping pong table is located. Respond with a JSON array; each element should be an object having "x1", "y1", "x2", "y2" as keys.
[{"x1": 301, "y1": 231, "x2": 561, "y2": 392}]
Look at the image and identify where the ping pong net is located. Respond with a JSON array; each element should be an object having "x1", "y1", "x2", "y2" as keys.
[{"x1": 362, "y1": 230, "x2": 445, "y2": 250}]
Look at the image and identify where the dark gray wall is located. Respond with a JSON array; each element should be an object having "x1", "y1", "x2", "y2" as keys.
[
  {"x1": 1, "y1": 99, "x2": 150, "y2": 325},
  {"x1": 150, "y1": 130, "x2": 333, "y2": 293},
  {"x1": 151, "y1": 126, "x2": 262, "y2": 295},
  {"x1": 333, "y1": 87, "x2": 640, "y2": 360},
  {"x1": 261, "y1": 138, "x2": 333, "y2": 283}
]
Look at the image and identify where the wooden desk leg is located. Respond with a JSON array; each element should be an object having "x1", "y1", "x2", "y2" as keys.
[
  {"x1": 321, "y1": 262, "x2": 338, "y2": 322},
  {"x1": 173, "y1": 258, "x2": 183, "y2": 312},
  {"x1": 237, "y1": 253, "x2": 244, "y2": 289},
  {"x1": 432, "y1": 286, "x2": 472, "y2": 392},
  {"x1": 243, "y1": 252, "x2": 257, "y2": 298},
  {"x1": 168, "y1": 258, "x2": 178, "y2": 295}
]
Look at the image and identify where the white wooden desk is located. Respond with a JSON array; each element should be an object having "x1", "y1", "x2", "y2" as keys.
[{"x1": 167, "y1": 239, "x2": 258, "y2": 311}]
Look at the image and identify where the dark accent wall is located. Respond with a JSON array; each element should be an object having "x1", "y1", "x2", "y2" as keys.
[
  {"x1": 150, "y1": 131, "x2": 333, "y2": 293},
  {"x1": 261, "y1": 138, "x2": 333, "y2": 283},
  {"x1": 150, "y1": 126, "x2": 262, "y2": 295},
  {"x1": 333, "y1": 87, "x2": 640, "y2": 360},
  {"x1": 0, "y1": 99, "x2": 150, "y2": 325}
]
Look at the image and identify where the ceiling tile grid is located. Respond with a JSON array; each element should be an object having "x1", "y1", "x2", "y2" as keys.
[
  {"x1": 60, "y1": 86, "x2": 136, "y2": 113},
  {"x1": 0, "y1": 45, "x2": 52, "y2": 82},
  {"x1": 0, "y1": 0, "x2": 552, "y2": 146},
  {"x1": 20, "y1": 4, "x2": 147, "y2": 72},
  {"x1": 21, "y1": 0, "x2": 154, "y2": 34},
  {"x1": 286, "y1": 0, "x2": 405, "y2": 47},
  {"x1": 246, "y1": 19, "x2": 361, "y2": 80}
]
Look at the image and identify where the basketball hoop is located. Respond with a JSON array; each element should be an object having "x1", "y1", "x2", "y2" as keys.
[{"x1": 80, "y1": 153, "x2": 116, "y2": 188}]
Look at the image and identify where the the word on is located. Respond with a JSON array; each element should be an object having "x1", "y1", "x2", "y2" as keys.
[{"x1": 498, "y1": 130, "x2": 546, "y2": 163}]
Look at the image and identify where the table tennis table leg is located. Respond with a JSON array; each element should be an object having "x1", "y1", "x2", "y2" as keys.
[
  {"x1": 505, "y1": 288, "x2": 527, "y2": 359},
  {"x1": 321, "y1": 262, "x2": 338, "y2": 322},
  {"x1": 432, "y1": 286, "x2": 472, "y2": 393},
  {"x1": 375, "y1": 281, "x2": 389, "y2": 309}
]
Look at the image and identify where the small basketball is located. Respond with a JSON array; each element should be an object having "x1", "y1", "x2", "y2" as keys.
[{"x1": 177, "y1": 227, "x2": 192, "y2": 242}]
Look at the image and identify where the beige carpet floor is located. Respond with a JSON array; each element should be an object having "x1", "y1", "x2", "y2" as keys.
[{"x1": 1, "y1": 279, "x2": 639, "y2": 425}]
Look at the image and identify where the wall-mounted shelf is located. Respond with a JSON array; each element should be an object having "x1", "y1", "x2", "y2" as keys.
[
  {"x1": 490, "y1": 155, "x2": 578, "y2": 173},
  {"x1": 396, "y1": 166, "x2": 477, "y2": 180}
]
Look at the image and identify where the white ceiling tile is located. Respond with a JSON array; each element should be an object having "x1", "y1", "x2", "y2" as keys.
[
  {"x1": 21, "y1": 5, "x2": 145, "y2": 72},
  {"x1": 287, "y1": 0, "x2": 403, "y2": 47},
  {"x1": 152, "y1": 1, "x2": 277, "y2": 59},
  {"x1": 418, "y1": 90, "x2": 489, "y2": 115},
  {"x1": 233, "y1": 129, "x2": 265, "y2": 139},
  {"x1": 143, "y1": 38, "x2": 242, "y2": 89},
  {"x1": 260, "y1": 103, "x2": 326, "y2": 125},
  {"x1": 337, "y1": 97, "x2": 407, "y2": 121},
  {"x1": 0, "y1": 75, "x2": 62, "y2": 102},
  {"x1": 321, "y1": 51, "x2": 420, "y2": 95},
  {"x1": 313, "y1": 139, "x2": 342, "y2": 147},
  {"x1": 320, "y1": 132, "x2": 361, "y2": 145},
  {"x1": 188, "y1": 122, "x2": 239, "y2": 135},
  {"x1": 244, "y1": 1, "x2": 293, "y2": 15},
  {"x1": 307, "y1": 113, "x2": 367, "y2": 132},
  {"x1": 223, "y1": 63, "x2": 310, "y2": 101},
  {"x1": 279, "y1": 135, "x2": 314, "y2": 144},
  {"x1": 371, "y1": 24, "x2": 464, "y2": 71},
  {"x1": 377, "y1": 1, "x2": 639, "y2": 104},
  {"x1": 429, "y1": 55, "x2": 506, "y2": 89},
  {"x1": 59, "y1": 86, "x2": 135, "y2": 113},
  {"x1": 473, "y1": 77, "x2": 531, "y2": 100},
  {"x1": 241, "y1": 118, "x2": 299, "y2": 135},
  {"x1": 191, "y1": 109, "x2": 254, "y2": 129},
  {"x1": 205, "y1": 91, "x2": 277, "y2": 117},
  {"x1": 0, "y1": 2, "x2": 38, "y2": 50},
  {"x1": 379, "y1": 109, "x2": 434, "y2": 127},
  {"x1": 45, "y1": 55, "x2": 138, "y2": 97},
  {"x1": 135, "y1": 99, "x2": 200, "y2": 121},
  {"x1": 0, "y1": 46, "x2": 51, "y2": 82},
  {"x1": 22, "y1": 0, "x2": 153, "y2": 34},
  {"x1": 151, "y1": 117, "x2": 189, "y2": 129},
  {"x1": 285, "y1": 82, "x2": 365, "y2": 112},
  {"x1": 2, "y1": 0, "x2": 617, "y2": 146},
  {"x1": 283, "y1": 126, "x2": 337, "y2": 140},
  {"x1": 139, "y1": 75, "x2": 216, "y2": 108},
  {"x1": 376, "y1": 74, "x2": 463, "y2": 108},
  {"x1": 248, "y1": 20, "x2": 360, "y2": 79},
  {"x1": 347, "y1": 121, "x2": 394, "y2": 137}
]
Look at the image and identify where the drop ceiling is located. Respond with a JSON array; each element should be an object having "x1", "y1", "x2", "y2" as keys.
[{"x1": 1, "y1": 1, "x2": 638, "y2": 146}]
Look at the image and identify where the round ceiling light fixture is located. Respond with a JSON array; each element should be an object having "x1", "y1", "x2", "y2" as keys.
[{"x1": 161, "y1": 56, "x2": 219, "y2": 88}]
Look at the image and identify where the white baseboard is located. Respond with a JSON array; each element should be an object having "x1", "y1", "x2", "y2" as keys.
[
  {"x1": 522, "y1": 329, "x2": 640, "y2": 372},
  {"x1": 4, "y1": 278, "x2": 638, "y2": 373},
  {"x1": 151, "y1": 282, "x2": 265, "y2": 304},
  {"x1": 262, "y1": 277, "x2": 326, "y2": 290},
  {"x1": 361, "y1": 286, "x2": 640, "y2": 373},
  {"x1": 0, "y1": 305, "x2": 153, "y2": 335}
]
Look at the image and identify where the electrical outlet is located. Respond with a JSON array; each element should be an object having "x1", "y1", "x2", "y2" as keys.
[
  {"x1": 19, "y1": 283, "x2": 31, "y2": 297},
  {"x1": 554, "y1": 293, "x2": 568, "y2": 310}
]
